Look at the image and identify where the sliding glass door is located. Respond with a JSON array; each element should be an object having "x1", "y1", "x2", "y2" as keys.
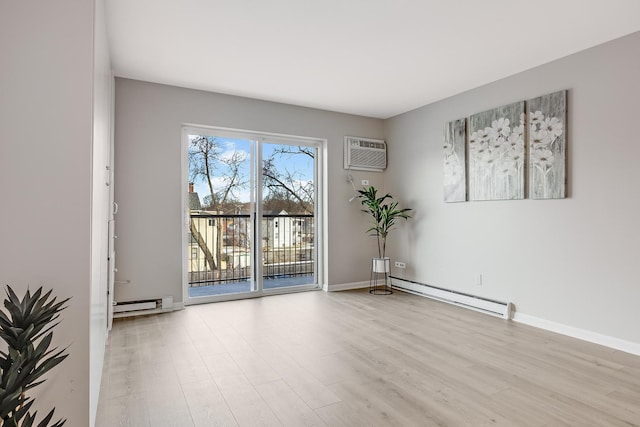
[
  {"x1": 186, "y1": 134, "x2": 255, "y2": 299},
  {"x1": 183, "y1": 127, "x2": 321, "y2": 304},
  {"x1": 260, "y1": 140, "x2": 316, "y2": 290}
]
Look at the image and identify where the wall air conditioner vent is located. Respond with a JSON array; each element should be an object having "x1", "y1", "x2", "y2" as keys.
[{"x1": 344, "y1": 136, "x2": 387, "y2": 172}]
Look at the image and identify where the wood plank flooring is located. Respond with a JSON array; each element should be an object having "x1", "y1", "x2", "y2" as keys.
[{"x1": 96, "y1": 289, "x2": 640, "y2": 426}]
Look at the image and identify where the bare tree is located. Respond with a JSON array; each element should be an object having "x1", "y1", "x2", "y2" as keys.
[
  {"x1": 271, "y1": 145, "x2": 314, "y2": 159},
  {"x1": 189, "y1": 136, "x2": 248, "y2": 211},
  {"x1": 262, "y1": 146, "x2": 314, "y2": 214},
  {"x1": 189, "y1": 136, "x2": 248, "y2": 278}
]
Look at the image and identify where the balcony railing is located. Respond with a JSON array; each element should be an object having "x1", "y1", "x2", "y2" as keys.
[{"x1": 188, "y1": 213, "x2": 314, "y2": 287}]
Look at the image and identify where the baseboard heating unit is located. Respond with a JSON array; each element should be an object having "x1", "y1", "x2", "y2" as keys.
[
  {"x1": 390, "y1": 277, "x2": 512, "y2": 319},
  {"x1": 113, "y1": 296, "x2": 174, "y2": 318}
]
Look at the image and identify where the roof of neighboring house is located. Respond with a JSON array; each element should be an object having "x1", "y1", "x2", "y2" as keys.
[{"x1": 189, "y1": 192, "x2": 202, "y2": 210}]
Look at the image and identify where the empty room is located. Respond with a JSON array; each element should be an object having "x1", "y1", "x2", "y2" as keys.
[{"x1": 1, "y1": 1, "x2": 640, "y2": 426}]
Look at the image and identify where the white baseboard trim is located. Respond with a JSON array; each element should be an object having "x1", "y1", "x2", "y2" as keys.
[
  {"x1": 327, "y1": 281, "x2": 369, "y2": 292},
  {"x1": 513, "y1": 312, "x2": 640, "y2": 356}
]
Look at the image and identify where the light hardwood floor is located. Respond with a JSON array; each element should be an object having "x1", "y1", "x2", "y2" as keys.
[{"x1": 96, "y1": 289, "x2": 640, "y2": 426}]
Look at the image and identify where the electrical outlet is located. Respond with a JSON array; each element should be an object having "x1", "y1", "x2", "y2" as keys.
[
  {"x1": 361, "y1": 179, "x2": 369, "y2": 186},
  {"x1": 477, "y1": 274, "x2": 483, "y2": 286},
  {"x1": 395, "y1": 261, "x2": 406, "y2": 268}
]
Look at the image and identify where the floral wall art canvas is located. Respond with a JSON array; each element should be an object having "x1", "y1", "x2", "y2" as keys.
[
  {"x1": 468, "y1": 101, "x2": 525, "y2": 201},
  {"x1": 528, "y1": 90, "x2": 567, "y2": 199},
  {"x1": 443, "y1": 118, "x2": 467, "y2": 202}
]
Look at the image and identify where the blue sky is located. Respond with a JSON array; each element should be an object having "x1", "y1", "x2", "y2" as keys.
[{"x1": 188, "y1": 135, "x2": 314, "y2": 205}]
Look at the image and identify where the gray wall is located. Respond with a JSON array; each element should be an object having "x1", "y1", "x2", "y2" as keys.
[
  {"x1": 114, "y1": 79, "x2": 384, "y2": 303},
  {"x1": 0, "y1": 0, "x2": 111, "y2": 425},
  {"x1": 384, "y1": 32, "x2": 640, "y2": 346}
]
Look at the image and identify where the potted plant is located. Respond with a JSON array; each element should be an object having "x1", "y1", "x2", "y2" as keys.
[
  {"x1": 358, "y1": 186, "x2": 412, "y2": 281},
  {"x1": 0, "y1": 286, "x2": 69, "y2": 426}
]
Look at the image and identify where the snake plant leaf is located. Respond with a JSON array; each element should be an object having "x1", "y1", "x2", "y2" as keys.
[
  {"x1": 4, "y1": 398, "x2": 35, "y2": 424},
  {"x1": 23, "y1": 411, "x2": 37, "y2": 427},
  {"x1": 0, "y1": 286, "x2": 69, "y2": 426}
]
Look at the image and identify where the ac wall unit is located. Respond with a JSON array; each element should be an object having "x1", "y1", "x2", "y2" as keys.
[{"x1": 344, "y1": 136, "x2": 387, "y2": 172}]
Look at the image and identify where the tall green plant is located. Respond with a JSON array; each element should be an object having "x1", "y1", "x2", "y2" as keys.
[
  {"x1": 0, "y1": 286, "x2": 69, "y2": 427},
  {"x1": 358, "y1": 186, "x2": 412, "y2": 259}
]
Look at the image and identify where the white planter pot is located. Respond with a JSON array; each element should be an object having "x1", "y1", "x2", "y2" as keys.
[{"x1": 372, "y1": 257, "x2": 390, "y2": 273}]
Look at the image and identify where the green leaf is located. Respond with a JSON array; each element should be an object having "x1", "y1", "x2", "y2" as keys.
[
  {"x1": 36, "y1": 407, "x2": 67, "y2": 427},
  {"x1": 0, "y1": 286, "x2": 69, "y2": 426},
  {"x1": 356, "y1": 185, "x2": 412, "y2": 259}
]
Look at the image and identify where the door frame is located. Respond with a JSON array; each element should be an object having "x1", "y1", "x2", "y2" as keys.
[{"x1": 181, "y1": 124, "x2": 326, "y2": 306}]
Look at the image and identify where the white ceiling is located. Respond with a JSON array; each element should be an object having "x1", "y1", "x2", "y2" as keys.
[{"x1": 106, "y1": 0, "x2": 640, "y2": 119}]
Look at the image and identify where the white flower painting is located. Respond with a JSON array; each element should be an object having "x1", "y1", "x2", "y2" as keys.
[
  {"x1": 529, "y1": 90, "x2": 567, "y2": 199},
  {"x1": 443, "y1": 118, "x2": 466, "y2": 202},
  {"x1": 468, "y1": 101, "x2": 525, "y2": 200}
]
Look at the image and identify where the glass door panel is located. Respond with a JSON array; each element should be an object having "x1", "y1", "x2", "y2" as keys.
[
  {"x1": 187, "y1": 134, "x2": 255, "y2": 299},
  {"x1": 261, "y1": 141, "x2": 317, "y2": 290}
]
